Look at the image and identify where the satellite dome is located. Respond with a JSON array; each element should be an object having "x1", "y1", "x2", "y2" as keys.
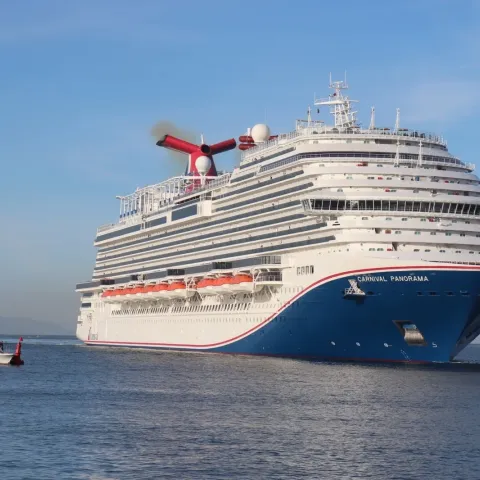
[
  {"x1": 251, "y1": 123, "x2": 271, "y2": 143},
  {"x1": 195, "y1": 155, "x2": 212, "y2": 175}
]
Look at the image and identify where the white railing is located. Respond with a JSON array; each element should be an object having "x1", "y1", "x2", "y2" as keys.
[
  {"x1": 255, "y1": 272, "x2": 282, "y2": 282},
  {"x1": 304, "y1": 204, "x2": 480, "y2": 220},
  {"x1": 240, "y1": 125, "x2": 448, "y2": 165},
  {"x1": 172, "y1": 173, "x2": 232, "y2": 202},
  {"x1": 96, "y1": 173, "x2": 233, "y2": 234}
]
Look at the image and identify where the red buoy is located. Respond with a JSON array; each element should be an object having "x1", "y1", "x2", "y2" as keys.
[{"x1": 10, "y1": 338, "x2": 24, "y2": 366}]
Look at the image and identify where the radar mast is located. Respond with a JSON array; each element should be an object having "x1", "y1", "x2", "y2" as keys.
[{"x1": 314, "y1": 73, "x2": 359, "y2": 129}]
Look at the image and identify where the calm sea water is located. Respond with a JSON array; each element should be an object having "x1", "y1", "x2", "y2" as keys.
[{"x1": 1, "y1": 336, "x2": 480, "y2": 480}]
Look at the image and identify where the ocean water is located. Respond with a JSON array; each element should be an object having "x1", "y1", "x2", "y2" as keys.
[{"x1": 1, "y1": 337, "x2": 480, "y2": 480}]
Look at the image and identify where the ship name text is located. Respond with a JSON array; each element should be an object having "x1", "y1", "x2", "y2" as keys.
[{"x1": 357, "y1": 275, "x2": 429, "y2": 283}]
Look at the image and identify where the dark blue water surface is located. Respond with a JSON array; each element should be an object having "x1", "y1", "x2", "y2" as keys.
[{"x1": 1, "y1": 337, "x2": 480, "y2": 479}]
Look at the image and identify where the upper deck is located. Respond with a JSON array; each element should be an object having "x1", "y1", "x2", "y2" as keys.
[
  {"x1": 239, "y1": 121, "x2": 448, "y2": 167},
  {"x1": 96, "y1": 76, "x2": 473, "y2": 239}
]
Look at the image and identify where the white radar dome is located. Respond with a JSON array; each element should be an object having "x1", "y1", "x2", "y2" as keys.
[
  {"x1": 195, "y1": 155, "x2": 212, "y2": 175},
  {"x1": 251, "y1": 123, "x2": 271, "y2": 143}
]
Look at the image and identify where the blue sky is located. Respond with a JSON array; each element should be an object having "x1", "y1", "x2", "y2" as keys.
[{"x1": 1, "y1": 0, "x2": 479, "y2": 331}]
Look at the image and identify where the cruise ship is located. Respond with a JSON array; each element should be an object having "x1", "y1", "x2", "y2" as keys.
[{"x1": 76, "y1": 78, "x2": 480, "y2": 363}]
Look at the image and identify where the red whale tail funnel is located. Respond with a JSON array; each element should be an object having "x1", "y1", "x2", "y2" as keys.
[{"x1": 156, "y1": 135, "x2": 236, "y2": 177}]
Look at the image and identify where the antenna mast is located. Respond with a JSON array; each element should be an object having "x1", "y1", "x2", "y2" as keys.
[
  {"x1": 314, "y1": 74, "x2": 359, "y2": 128},
  {"x1": 369, "y1": 107, "x2": 375, "y2": 130},
  {"x1": 394, "y1": 108, "x2": 400, "y2": 133}
]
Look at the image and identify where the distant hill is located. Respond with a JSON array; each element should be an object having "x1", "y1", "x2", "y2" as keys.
[{"x1": 0, "y1": 316, "x2": 72, "y2": 336}]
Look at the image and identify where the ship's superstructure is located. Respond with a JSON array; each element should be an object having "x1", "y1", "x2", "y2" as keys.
[{"x1": 76, "y1": 78, "x2": 480, "y2": 362}]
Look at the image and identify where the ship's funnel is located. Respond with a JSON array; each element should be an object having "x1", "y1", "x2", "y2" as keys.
[
  {"x1": 210, "y1": 139, "x2": 237, "y2": 155},
  {"x1": 199, "y1": 144, "x2": 212, "y2": 155},
  {"x1": 156, "y1": 134, "x2": 236, "y2": 177},
  {"x1": 156, "y1": 135, "x2": 198, "y2": 154}
]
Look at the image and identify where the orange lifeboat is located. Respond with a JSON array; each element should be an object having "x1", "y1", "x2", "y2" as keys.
[
  {"x1": 124, "y1": 286, "x2": 136, "y2": 298},
  {"x1": 207, "y1": 278, "x2": 222, "y2": 295},
  {"x1": 232, "y1": 274, "x2": 252, "y2": 283},
  {"x1": 168, "y1": 281, "x2": 186, "y2": 298},
  {"x1": 110, "y1": 287, "x2": 128, "y2": 302},
  {"x1": 144, "y1": 284, "x2": 156, "y2": 294},
  {"x1": 132, "y1": 284, "x2": 145, "y2": 295},
  {"x1": 101, "y1": 289, "x2": 116, "y2": 303},
  {"x1": 215, "y1": 276, "x2": 233, "y2": 294},
  {"x1": 107, "y1": 289, "x2": 118, "y2": 299},
  {"x1": 150, "y1": 283, "x2": 169, "y2": 299},
  {"x1": 197, "y1": 277, "x2": 216, "y2": 295},
  {"x1": 230, "y1": 274, "x2": 254, "y2": 293}
]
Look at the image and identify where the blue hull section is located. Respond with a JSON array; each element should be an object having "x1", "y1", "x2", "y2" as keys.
[
  {"x1": 89, "y1": 268, "x2": 480, "y2": 363},
  {"x1": 213, "y1": 268, "x2": 480, "y2": 362}
]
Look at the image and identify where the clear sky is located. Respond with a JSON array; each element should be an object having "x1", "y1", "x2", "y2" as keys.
[{"x1": 1, "y1": 0, "x2": 479, "y2": 332}]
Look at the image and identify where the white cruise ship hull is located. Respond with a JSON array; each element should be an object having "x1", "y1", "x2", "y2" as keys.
[
  {"x1": 77, "y1": 253, "x2": 480, "y2": 363},
  {"x1": 75, "y1": 77, "x2": 480, "y2": 364}
]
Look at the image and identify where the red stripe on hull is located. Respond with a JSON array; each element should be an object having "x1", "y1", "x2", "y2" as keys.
[{"x1": 86, "y1": 264, "x2": 480, "y2": 349}]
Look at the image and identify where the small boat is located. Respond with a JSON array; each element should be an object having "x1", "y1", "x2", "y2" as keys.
[
  {"x1": 0, "y1": 338, "x2": 24, "y2": 366},
  {"x1": 0, "y1": 352, "x2": 14, "y2": 365}
]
